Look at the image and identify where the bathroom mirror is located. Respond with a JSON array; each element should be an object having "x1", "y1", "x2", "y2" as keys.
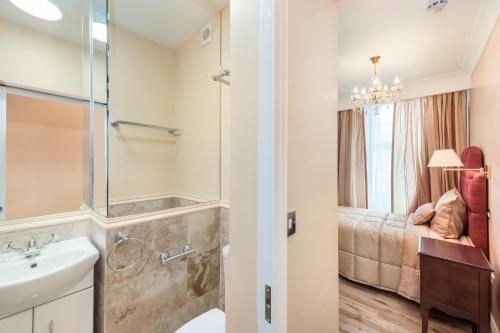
[
  {"x1": 0, "y1": 0, "x2": 107, "y2": 220},
  {"x1": 106, "y1": 0, "x2": 229, "y2": 218},
  {"x1": 0, "y1": 0, "x2": 106, "y2": 101}
]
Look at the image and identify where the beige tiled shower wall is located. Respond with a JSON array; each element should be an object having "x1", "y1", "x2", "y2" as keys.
[
  {"x1": 0, "y1": 220, "x2": 92, "y2": 249},
  {"x1": 219, "y1": 207, "x2": 229, "y2": 310},
  {"x1": 95, "y1": 206, "x2": 229, "y2": 333}
]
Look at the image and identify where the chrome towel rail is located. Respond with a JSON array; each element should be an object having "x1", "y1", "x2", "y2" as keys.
[
  {"x1": 159, "y1": 245, "x2": 197, "y2": 265},
  {"x1": 106, "y1": 231, "x2": 144, "y2": 272},
  {"x1": 111, "y1": 120, "x2": 182, "y2": 137}
]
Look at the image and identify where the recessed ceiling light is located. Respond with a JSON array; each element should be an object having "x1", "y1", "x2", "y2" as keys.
[
  {"x1": 92, "y1": 22, "x2": 107, "y2": 43},
  {"x1": 9, "y1": 0, "x2": 63, "y2": 21}
]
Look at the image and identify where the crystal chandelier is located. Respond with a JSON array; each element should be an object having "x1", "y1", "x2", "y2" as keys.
[{"x1": 350, "y1": 56, "x2": 403, "y2": 112}]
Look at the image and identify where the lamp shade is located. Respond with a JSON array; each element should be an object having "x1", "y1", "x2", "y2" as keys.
[{"x1": 428, "y1": 149, "x2": 464, "y2": 168}]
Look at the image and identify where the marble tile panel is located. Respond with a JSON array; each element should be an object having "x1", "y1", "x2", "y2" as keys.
[
  {"x1": 219, "y1": 262, "x2": 226, "y2": 311},
  {"x1": 187, "y1": 208, "x2": 219, "y2": 253},
  {"x1": 0, "y1": 222, "x2": 76, "y2": 249},
  {"x1": 176, "y1": 197, "x2": 198, "y2": 207},
  {"x1": 105, "y1": 271, "x2": 187, "y2": 333},
  {"x1": 218, "y1": 207, "x2": 229, "y2": 310},
  {"x1": 108, "y1": 197, "x2": 200, "y2": 218},
  {"x1": 73, "y1": 220, "x2": 91, "y2": 238},
  {"x1": 88, "y1": 221, "x2": 107, "y2": 286},
  {"x1": 187, "y1": 247, "x2": 220, "y2": 299},
  {"x1": 94, "y1": 282, "x2": 106, "y2": 333},
  {"x1": 142, "y1": 289, "x2": 220, "y2": 333},
  {"x1": 152, "y1": 215, "x2": 188, "y2": 256},
  {"x1": 183, "y1": 288, "x2": 220, "y2": 321},
  {"x1": 105, "y1": 223, "x2": 155, "y2": 286},
  {"x1": 101, "y1": 206, "x2": 224, "y2": 333},
  {"x1": 219, "y1": 207, "x2": 230, "y2": 248}
]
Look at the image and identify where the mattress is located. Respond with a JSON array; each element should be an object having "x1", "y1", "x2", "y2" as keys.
[{"x1": 338, "y1": 206, "x2": 472, "y2": 302}]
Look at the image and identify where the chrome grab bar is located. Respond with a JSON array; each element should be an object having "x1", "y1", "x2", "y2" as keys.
[
  {"x1": 110, "y1": 120, "x2": 182, "y2": 137},
  {"x1": 159, "y1": 245, "x2": 197, "y2": 265}
]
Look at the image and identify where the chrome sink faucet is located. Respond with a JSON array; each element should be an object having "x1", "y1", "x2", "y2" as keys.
[{"x1": 3, "y1": 233, "x2": 58, "y2": 258}]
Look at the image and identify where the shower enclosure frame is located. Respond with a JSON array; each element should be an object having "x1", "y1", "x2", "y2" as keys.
[
  {"x1": 100, "y1": 0, "x2": 290, "y2": 331},
  {"x1": 0, "y1": 87, "x2": 6, "y2": 220}
]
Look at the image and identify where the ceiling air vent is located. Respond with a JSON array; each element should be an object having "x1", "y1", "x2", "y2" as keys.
[
  {"x1": 200, "y1": 22, "x2": 212, "y2": 47},
  {"x1": 427, "y1": 0, "x2": 448, "y2": 13}
]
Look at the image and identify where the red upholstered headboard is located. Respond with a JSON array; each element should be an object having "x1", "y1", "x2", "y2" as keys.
[{"x1": 460, "y1": 146, "x2": 489, "y2": 257}]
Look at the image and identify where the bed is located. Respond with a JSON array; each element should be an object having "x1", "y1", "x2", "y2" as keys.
[{"x1": 338, "y1": 146, "x2": 488, "y2": 302}]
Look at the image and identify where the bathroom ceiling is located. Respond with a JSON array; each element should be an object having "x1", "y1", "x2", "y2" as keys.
[
  {"x1": 110, "y1": 0, "x2": 229, "y2": 49},
  {"x1": 0, "y1": 0, "x2": 229, "y2": 50},
  {"x1": 338, "y1": 0, "x2": 490, "y2": 97}
]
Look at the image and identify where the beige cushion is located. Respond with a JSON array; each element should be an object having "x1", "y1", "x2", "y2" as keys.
[
  {"x1": 412, "y1": 202, "x2": 435, "y2": 225},
  {"x1": 430, "y1": 188, "x2": 467, "y2": 239}
]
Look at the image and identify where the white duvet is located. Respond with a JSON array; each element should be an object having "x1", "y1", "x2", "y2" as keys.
[{"x1": 338, "y1": 206, "x2": 472, "y2": 302}]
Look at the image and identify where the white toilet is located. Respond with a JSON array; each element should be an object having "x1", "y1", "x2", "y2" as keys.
[{"x1": 176, "y1": 245, "x2": 230, "y2": 333}]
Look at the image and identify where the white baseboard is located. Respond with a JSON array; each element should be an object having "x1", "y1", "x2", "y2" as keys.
[{"x1": 492, "y1": 313, "x2": 499, "y2": 333}]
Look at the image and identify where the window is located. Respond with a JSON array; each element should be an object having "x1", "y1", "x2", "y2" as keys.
[{"x1": 364, "y1": 104, "x2": 394, "y2": 212}]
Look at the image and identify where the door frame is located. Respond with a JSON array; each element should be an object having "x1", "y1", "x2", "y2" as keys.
[
  {"x1": 269, "y1": 0, "x2": 288, "y2": 331},
  {"x1": 0, "y1": 86, "x2": 6, "y2": 220},
  {"x1": 226, "y1": 0, "x2": 288, "y2": 331},
  {"x1": 256, "y1": 0, "x2": 288, "y2": 331},
  {"x1": 257, "y1": 0, "x2": 288, "y2": 333}
]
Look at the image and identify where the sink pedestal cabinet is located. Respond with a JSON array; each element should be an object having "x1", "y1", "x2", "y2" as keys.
[{"x1": 0, "y1": 269, "x2": 94, "y2": 333}]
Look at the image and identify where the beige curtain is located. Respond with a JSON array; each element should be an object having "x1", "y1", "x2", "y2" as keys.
[
  {"x1": 392, "y1": 91, "x2": 467, "y2": 215},
  {"x1": 338, "y1": 110, "x2": 367, "y2": 208},
  {"x1": 426, "y1": 92, "x2": 467, "y2": 200}
]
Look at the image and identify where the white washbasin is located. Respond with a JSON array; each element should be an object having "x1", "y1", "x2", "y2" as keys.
[{"x1": 0, "y1": 236, "x2": 99, "y2": 318}]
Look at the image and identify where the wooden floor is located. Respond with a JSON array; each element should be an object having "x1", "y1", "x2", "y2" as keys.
[{"x1": 339, "y1": 277, "x2": 472, "y2": 333}]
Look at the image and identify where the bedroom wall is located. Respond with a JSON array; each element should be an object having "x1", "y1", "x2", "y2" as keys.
[
  {"x1": 288, "y1": 0, "x2": 339, "y2": 332},
  {"x1": 470, "y1": 17, "x2": 500, "y2": 327}
]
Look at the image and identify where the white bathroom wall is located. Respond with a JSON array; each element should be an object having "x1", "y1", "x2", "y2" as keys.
[
  {"x1": 108, "y1": 24, "x2": 177, "y2": 200},
  {"x1": 287, "y1": 0, "x2": 339, "y2": 332},
  {"x1": 226, "y1": 0, "x2": 261, "y2": 331},
  {"x1": 172, "y1": 13, "x2": 225, "y2": 201},
  {"x1": 109, "y1": 14, "x2": 227, "y2": 203}
]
